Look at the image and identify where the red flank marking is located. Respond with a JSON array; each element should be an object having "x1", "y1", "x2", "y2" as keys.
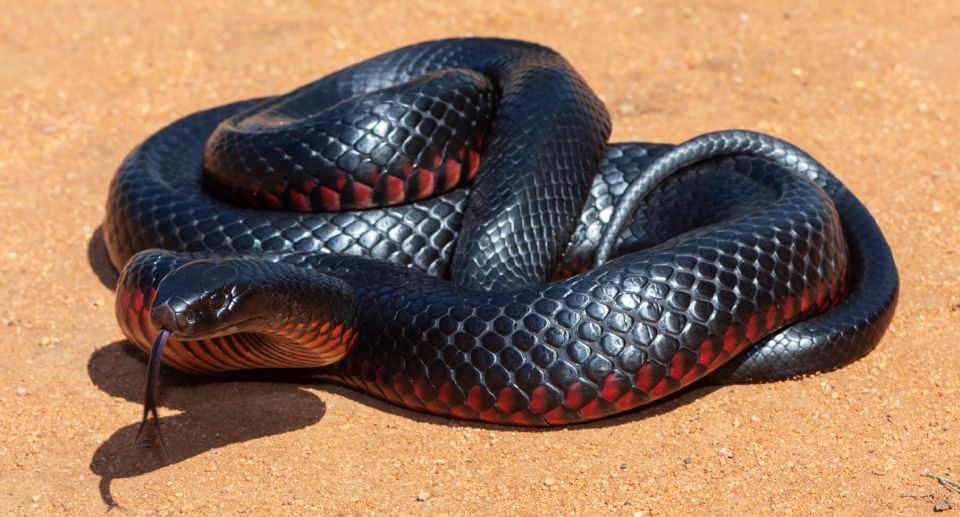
[
  {"x1": 801, "y1": 288, "x2": 812, "y2": 314},
  {"x1": 319, "y1": 186, "x2": 339, "y2": 211},
  {"x1": 635, "y1": 363, "x2": 660, "y2": 392},
  {"x1": 699, "y1": 336, "x2": 723, "y2": 368},
  {"x1": 709, "y1": 350, "x2": 730, "y2": 370},
  {"x1": 746, "y1": 314, "x2": 761, "y2": 341},
  {"x1": 289, "y1": 189, "x2": 310, "y2": 211},
  {"x1": 478, "y1": 407, "x2": 512, "y2": 425},
  {"x1": 723, "y1": 324, "x2": 740, "y2": 352},
  {"x1": 386, "y1": 175, "x2": 405, "y2": 204},
  {"x1": 423, "y1": 398, "x2": 447, "y2": 416},
  {"x1": 543, "y1": 406, "x2": 575, "y2": 425},
  {"x1": 648, "y1": 380, "x2": 673, "y2": 400},
  {"x1": 352, "y1": 181, "x2": 372, "y2": 208},
  {"x1": 132, "y1": 289, "x2": 144, "y2": 314},
  {"x1": 496, "y1": 387, "x2": 527, "y2": 414},
  {"x1": 442, "y1": 159, "x2": 460, "y2": 191},
  {"x1": 375, "y1": 366, "x2": 393, "y2": 389},
  {"x1": 449, "y1": 405, "x2": 477, "y2": 420},
  {"x1": 580, "y1": 399, "x2": 606, "y2": 420},
  {"x1": 416, "y1": 169, "x2": 434, "y2": 199},
  {"x1": 379, "y1": 374, "x2": 406, "y2": 406},
  {"x1": 400, "y1": 393, "x2": 425, "y2": 412},
  {"x1": 613, "y1": 389, "x2": 647, "y2": 411},
  {"x1": 680, "y1": 363, "x2": 706, "y2": 387},
  {"x1": 668, "y1": 351, "x2": 695, "y2": 380},
  {"x1": 507, "y1": 409, "x2": 541, "y2": 426},
  {"x1": 392, "y1": 371, "x2": 415, "y2": 398},
  {"x1": 444, "y1": 159, "x2": 461, "y2": 190},
  {"x1": 783, "y1": 296, "x2": 796, "y2": 321},
  {"x1": 816, "y1": 280, "x2": 827, "y2": 308},
  {"x1": 333, "y1": 169, "x2": 347, "y2": 189},
  {"x1": 466, "y1": 149, "x2": 480, "y2": 179},
  {"x1": 579, "y1": 399, "x2": 608, "y2": 420},
  {"x1": 412, "y1": 377, "x2": 435, "y2": 402},
  {"x1": 439, "y1": 382, "x2": 461, "y2": 407},
  {"x1": 601, "y1": 373, "x2": 628, "y2": 402},
  {"x1": 466, "y1": 385, "x2": 489, "y2": 412},
  {"x1": 530, "y1": 386, "x2": 552, "y2": 414},
  {"x1": 565, "y1": 381, "x2": 587, "y2": 409}
]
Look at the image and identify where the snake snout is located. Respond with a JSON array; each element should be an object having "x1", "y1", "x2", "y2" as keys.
[{"x1": 150, "y1": 301, "x2": 197, "y2": 336}]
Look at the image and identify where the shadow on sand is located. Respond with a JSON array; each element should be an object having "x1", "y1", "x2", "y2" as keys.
[{"x1": 85, "y1": 227, "x2": 723, "y2": 507}]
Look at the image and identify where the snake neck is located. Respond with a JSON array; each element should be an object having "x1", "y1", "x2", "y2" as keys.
[{"x1": 117, "y1": 252, "x2": 362, "y2": 372}]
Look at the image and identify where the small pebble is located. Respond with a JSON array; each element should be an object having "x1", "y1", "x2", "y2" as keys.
[
  {"x1": 417, "y1": 491, "x2": 430, "y2": 501},
  {"x1": 180, "y1": 504, "x2": 194, "y2": 513},
  {"x1": 620, "y1": 463, "x2": 628, "y2": 469},
  {"x1": 543, "y1": 478, "x2": 555, "y2": 486},
  {"x1": 17, "y1": 388, "x2": 26, "y2": 396},
  {"x1": 934, "y1": 499, "x2": 953, "y2": 512},
  {"x1": 684, "y1": 459, "x2": 691, "y2": 464}
]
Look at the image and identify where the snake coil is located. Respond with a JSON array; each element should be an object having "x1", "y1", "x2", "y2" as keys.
[{"x1": 103, "y1": 39, "x2": 898, "y2": 443}]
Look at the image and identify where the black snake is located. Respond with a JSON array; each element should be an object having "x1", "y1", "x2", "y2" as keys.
[{"x1": 103, "y1": 39, "x2": 898, "y2": 437}]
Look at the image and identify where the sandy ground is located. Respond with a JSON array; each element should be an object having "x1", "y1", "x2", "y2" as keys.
[{"x1": 1, "y1": 0, "x2": 959, "y2": 515}]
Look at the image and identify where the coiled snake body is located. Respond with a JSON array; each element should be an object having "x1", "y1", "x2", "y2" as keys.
[{"x1": 105, "y1": 39, "x2": 898, "y2": 431}]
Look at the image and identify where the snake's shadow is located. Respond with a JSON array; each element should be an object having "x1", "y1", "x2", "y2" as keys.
[
  {"x1": 87, "y1": 340, "x2": 335, "y2": 506},
  {"x1": 86, "y1": 341, "x2": 721, "y2": 506},
  {"x1": 85, "y1": 226, "x2": 723, "y2": 506},
  {"x1": 87, "y1": 225, "x2": 119, "y2": 291}
]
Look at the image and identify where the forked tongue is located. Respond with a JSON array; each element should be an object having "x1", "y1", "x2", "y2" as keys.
[{"x1": 134, "y1": 328, "x2": 170, "y2": 459}]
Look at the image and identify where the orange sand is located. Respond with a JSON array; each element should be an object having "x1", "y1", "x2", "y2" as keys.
[{"x1": 1, "y1": 0, "x2": 959, "y2": 515}]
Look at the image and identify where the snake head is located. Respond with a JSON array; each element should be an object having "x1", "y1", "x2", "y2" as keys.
[{"x1": 150, "y1": 259, "x2": 268, "y2": 340}]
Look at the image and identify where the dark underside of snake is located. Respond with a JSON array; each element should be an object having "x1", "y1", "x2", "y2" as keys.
[{"x1": 104, "y1": 38, "x2": 898, "y2": 431}]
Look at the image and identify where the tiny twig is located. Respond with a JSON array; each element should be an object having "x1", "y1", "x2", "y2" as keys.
[
  {"x1": 921, "y1": 473, "x2": 960, "y2": 495},
  {"x1": 900, "y1": 492, "x2": 934, "y2": 499},
  {"x1": 931, "y1": 171, "x2": 960, "y2": 178}
]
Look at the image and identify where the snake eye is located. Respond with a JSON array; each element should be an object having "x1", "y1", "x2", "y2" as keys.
[{"x1": 208, "y1": 291, "x2": 227, "y2": 310}]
